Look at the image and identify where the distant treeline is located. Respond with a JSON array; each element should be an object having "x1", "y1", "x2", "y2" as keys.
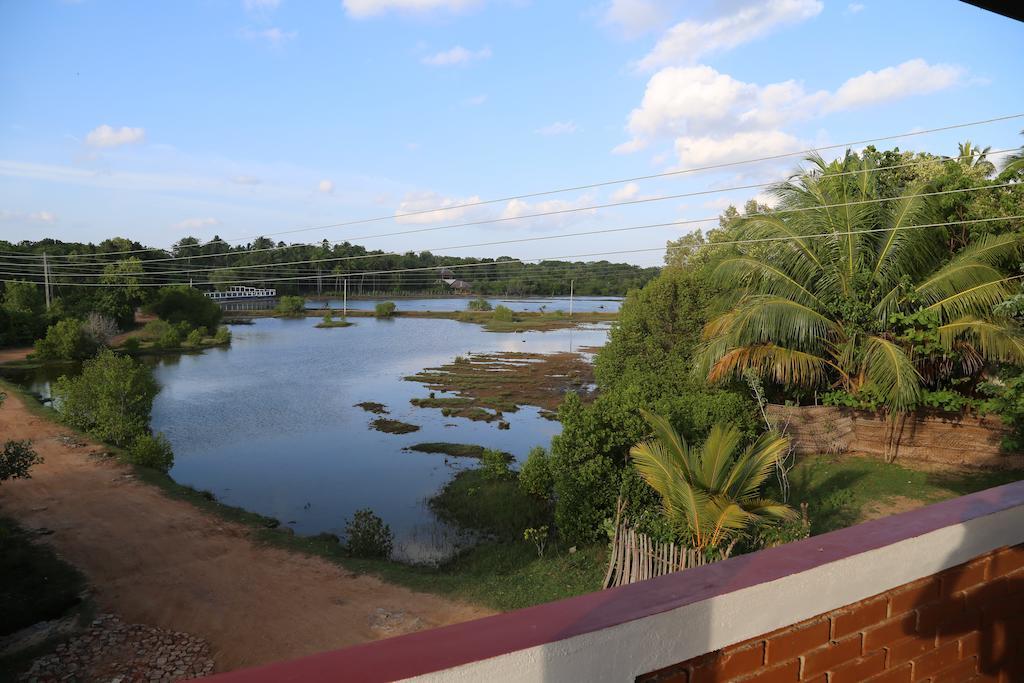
[{"x1": 0, "y1": 236, "x2": 659, "y2": 297}]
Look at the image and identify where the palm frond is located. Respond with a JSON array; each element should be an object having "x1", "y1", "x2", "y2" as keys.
[
  {"x1": 937, "y1": 317, "x2": 1024, "y2": 365},
  {"x1": 861, "y1": 336, "x2": 921, "y2": 411}
]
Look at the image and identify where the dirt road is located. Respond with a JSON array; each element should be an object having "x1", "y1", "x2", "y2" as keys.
[{"x1": 0, "y1": 390, "x2": 491, "y2": 672}]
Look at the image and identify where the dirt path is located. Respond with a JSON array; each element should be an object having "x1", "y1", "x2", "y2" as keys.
[{"x1": 0, "y1": 391, "x2": 491, "y2": 672}]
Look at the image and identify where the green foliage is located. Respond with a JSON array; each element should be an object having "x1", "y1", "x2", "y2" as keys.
[
  {"x1": 523, "y1": 525, "x2": 549, "y2": 557},
  {"x1": 430, "y1": 468, "x2": 549, "y2": 539},
  {"x1": 213, "y1": 326, "x2": 232, "y2": 344},
  {"x1": 33, "y1": 318, "x2": 98, "y2": 361},
  {"x1": 53, "y1": 349, "x2": 159, "y2": 447},
  {"x1": 467, "y1": 298, "x2": 492, "y2": 311},
  {"x1": 518, "y1": 446, "x2": 554, "y2": 499},
  {"x1": 480, "y1": 448, "x2": 512, "y2": 481},
  {"x1": 374, "y1": 301, "x2": 397, "y2": 317},
  {"x1": 1, "y1": 440, "x2": 43, "y2": 483},
  {"x1": 125, "y1": 432, "x2": 174, "y2": 473},
  {"x1": 185, "y1": 329, "x2": 204, "y2": 347},
  {"x1": 147, "y1": 286, "x2": 223, "y2": 330},
  {"x1": 980, "y1": 373, "x2": 1024, "y2": 450},
  {"x1": 121, "y1": 337, "x2": 141, "y2": 351},
  {"x1": 275, "y1": 295, "x2": 306, "y2": 317},
  {"x1": 158, "y1": 324, "x2": 184, "y2": 348},
  {"x1": 344, "y1": 508, "x2": 393, "y2": 559},
  {"x1": 492, "y1": 305, "x2": 515, "y2": 322}
]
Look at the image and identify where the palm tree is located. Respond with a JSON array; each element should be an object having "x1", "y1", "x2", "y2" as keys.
[
  {"x1": 955, "y1": 141, "x2": 995, "y2": 176},
  {"x1": 698, "y1": 152, "x2": 1024, "y2": 412},
  {"x1": 629, "y1": 411, "x2": 794, "y2": 556},
  {"x1": 997, "y1": 130, "x2": 1024, "y2": 181}
]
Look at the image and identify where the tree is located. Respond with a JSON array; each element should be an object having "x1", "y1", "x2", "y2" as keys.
[
  {"x1": 33, "y1": 319, "x2": 98, "y2": 361},
  {"x1": 96, "y1": 258, "x2": 144, "y2": 328},
  {"x1": 53, "y1": 350, "x2": 159, "y2": 447},
  {"x1": 276, "y1": 296, "x2": 306, "y2": 317},
  {"x1": 699, "y1": 152, "x2": 1024, "y2": 412},
  {"x1": 1, "y1": 440, "x2": 43, "y2": 483},
  {"x1": 147, "y1": 286, "x2": 222, "y2": 330},
  {"x1": 629, "y1": 411, "x2": 794, "y2": 555}
]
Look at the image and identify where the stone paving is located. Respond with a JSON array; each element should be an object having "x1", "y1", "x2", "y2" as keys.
[{"x1": 18, "y1": 614, "x2": 215, "y2": 682}]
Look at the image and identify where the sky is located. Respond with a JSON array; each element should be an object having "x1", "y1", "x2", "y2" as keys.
[{"x1": 1, "y1": 0, "x2": 1022, "y2": 267}]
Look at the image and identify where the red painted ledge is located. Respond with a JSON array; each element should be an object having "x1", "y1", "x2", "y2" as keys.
[{"x1": 202, "y1": 480, "x2": 1024, "y2": 683}]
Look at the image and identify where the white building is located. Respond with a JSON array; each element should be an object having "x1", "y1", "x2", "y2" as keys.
[{"x1": 203, "y1": 286, "x2": 277, "y2": 300}]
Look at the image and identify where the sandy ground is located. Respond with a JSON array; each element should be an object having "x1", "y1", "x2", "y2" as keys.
[{"x1": 0, "y1": 390, "x2": 491, "y2": 672}]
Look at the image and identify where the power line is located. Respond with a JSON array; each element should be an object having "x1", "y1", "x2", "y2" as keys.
[
  {"x1": 8, "y1": 116, "x2": 1022, "y2": 263},
  {"x1": 3, "y1": 181, "x2": 1017, "y2": 279},
  {"x1": 4, "y1": 214, "x2": 1020, "y2": 288}
]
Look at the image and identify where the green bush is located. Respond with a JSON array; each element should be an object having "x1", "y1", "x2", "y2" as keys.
[
  {"x1": 213, "y1": 326, "x2": 232, "y2": 344},
  {"x1": 125, "y1": 432, "x2": 174, "y2": 473},
  {"x1": 146, "y1": 286, "x2": 222, "y2": 330},
  {"x1": 518, "y1": 446, "x2": 554, "y2": 499},
  {"x1": 481, "y1": 449, "x2": 512, "y2": 481},
  {"x1": 158, "y1": 326, "x2": 183, "y2": 348},
  {"x1": 53, "y1": 350, "x2": 159, "y2": 447},
  {"x1": 33, "y1": 319, "x2": 98, "y2": 361},
  {"x1": 1, "y1": 440, "x2": 43, "y2": 483},
  {"x1": 374, "y1": 301, "x2": 397, "y2": 318},
  {"x1": 140, "y1": 319, "x2": 172, "y2": 341},
  {"x1": 344, "y1": 508, "x2": 393, "y2": 558},
  {"x1": 121, "y1": 337, "x2": 141, "y2": 351},
  {"x1": 492, "y1": 305, "x2": 515, "y2": 322},
  {"x1": 185, "y1": 329, "x2": 204, "y2": 347},
  {"x1": 430, "y1": 469, "x2": 549, "y2": 539},
  {"x1": 275, "y1": 296, "x2": 306, "y2": 317},
  {"x1": 467, "y1": 298, "x2": 492, "y2": 312}
]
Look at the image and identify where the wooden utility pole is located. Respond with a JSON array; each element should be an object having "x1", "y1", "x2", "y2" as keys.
[
  {"x1": 569, "y1": 279, "x2": 574, "y2": 317},
  {"x1": 42, "y1": 251, "x2": 51, "y2": 310},
  {"x1": 343, "y1": 278, "x2": 348, "y2": 317}
]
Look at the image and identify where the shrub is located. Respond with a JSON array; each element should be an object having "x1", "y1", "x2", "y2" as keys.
[
  {"x1": 140, "y1": 319, "x2": 172, "y2": 341},
  {"x1": 158, "y1": 326, "x2": 183, "y2": 348},
  {"x1": 519, "y1": 446, "x2": 554, "y2": 499},
  {"x1": 147, "y1": 286, "x2": 222, "y2": 330},
  {"x1": 523, "y1": 525, "x2": 549, "y2": 557},
  {"x1": 467, "y1": 298, "x2": 492, "y2": 312},
  {"x1": 82, "y1": 312, "x2": 119, "y2": 347},
  {"x1": 185, "y1": 329, "x2": 204, "y2": 347},
  {"x1": 322, "y1": 311, "x2": 333, "y2": 323},
  {"x1": 481, "y1": 449, "x2": 512, "y2": 481},
  {"x1": 275, "y1": 296, "x2": 306, "y2": 317},
  {"x1": 344, "y1": 508, "x2": 393, "y2": 558},
  {"x1": 492, "y1": 305, "x2": 515, "y2": 322},
  {"x1": 213, "y1": 326, "x2": 232, "y2": 344},
  {"x1": 33, "y1": 319, "x2": 98, "y2": 361},
  {"x1": 53, "y1": 349, "x2": 159, "y2": 447},
  {"x1": 121, "y1": 337, "x2": 141, "y2": 351},
  {"x1": 125, "y1": 432, "x2": 174, "y2": 473},
  {"x1": 1, "y1": 440, "x2": 43, "y2": 483},
  {"x1": 374, "y1": 301, "x2": 397, "y2": 318}
]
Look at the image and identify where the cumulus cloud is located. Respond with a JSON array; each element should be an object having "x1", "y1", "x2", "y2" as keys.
[
  {"x1": 498, "y1": 194, "x2": 597, "y2": 232},
  {"x1": 636, "y1": 0, "x2": 822, "y2": 71},
  {"x1": 0, "y1": 210, "x2": 57, "y2": 223},
  {"x1": 610, "y1": 182, "x2": 641, "y2": 202},
  {"x1": 240, "y1": 26, "x2": 297, "y2": 45},
  {"x1": 174, "y1": 217, "x2": 220, "y2": 230},
  {"x1": 318, "y1": 179, "x2": 335, "y2": 194},
  {"x1": 85, "y1": 125, "x2": 146, "y2": 148},
  {"x1": 616, "y1": 60, "x2": 965, "y2": 166},
  {"x1": 394, "y1": 191, "x2": 487, "y2": 224},
  {"x1": 846, "y1": 3, "x2": 865, "y2": 13},
  {"x1": 344, "y1": 0, "x2": 482, "y2": 19},
  {"x1": 421, "y1": 45, "x2": 491, "y2": 66},
  {"x1": 601, "y1": 0, "x2": 674, "y2": 38},
  {"x1": 536, "y1": 121, "x2": 578, "y2": 136}
]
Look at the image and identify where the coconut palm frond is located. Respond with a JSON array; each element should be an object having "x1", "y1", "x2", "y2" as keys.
[
  {"x1": 699, "y1": 423, "x2": 742, "y2": 491},
  {"x1": 707, "y1": 343, "x2": 832, "y2": 388},
  {"x1": 711, "y1": 257, "x2": 822, "y2": 308},
  {"x1": 861, "y1": 336, "x2": 922, "y2": 411},
  {"x1": 937, "y1": 317, "x2": 1024, "y2": 364}
]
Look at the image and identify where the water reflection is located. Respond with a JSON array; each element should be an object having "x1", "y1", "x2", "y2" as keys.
[
  {"x1": 2, "y1": 315, "x2": 609, "y2": 564},
  {"x1": 306, "y1": 295, "x2": 622, "y2": 313}
]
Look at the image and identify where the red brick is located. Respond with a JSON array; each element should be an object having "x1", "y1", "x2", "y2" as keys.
[
  {"x1": 734, "y1": 660, "x2": 799, "y2": 683},
  {"x1": 960, "y1": 631, "x2": 981, "y2": 659},
  {"x1": 990, "y1": 546, "x2": 1024, "y2": 579},
  {"x1": 931, "y1": 655, "x2": 979, "y2": 683},
  {"x1": 962, "y1": 578, "x2": 1008, "y2": 615},
  {"x1": 936, "y1": 605, "x2": 981, "y2": 645},
  {"x1": 940, "y1": 559, "x2": 990, "y2": 596},
  {"x1": 829, "y1": 651, "x2": 886, "y2": 683},
  {"x1": 690, "y1": 643, "x2": 764, "y2": 682},
  {"x1": 863, "y1": 613, "x2": 917, "y2": 653},
  {"x1": 912, "y1": 640, "x2": 959, "y2": 681},
  {"x1": 863, "y1": 663, "x2": 913, "y2": 683},
  {"x1": 764, "y1": 620, "x2": 830, "y2": 665},
  {"x1": 887, "y1": 635, "x2": 934, "y2": 668},
  {"x1": 637, "y1": 665, "x2": 687, "y2": 683},
  {"x1": 832, "y1": 597, "x2": 888, "y2": 638},
  {"x1": 889, "y1": 577, "x2": 941, "y2": 617},
  {"x1": 917, "y1": 594, "x2": 965, "y2": 635},
  {"x1": 801, "y1": 634, "x2": 862, "y2": 678}
]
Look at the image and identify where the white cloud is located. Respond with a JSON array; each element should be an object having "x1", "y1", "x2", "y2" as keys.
[
  {"x1": 243, "y1": 0, "x2": 280, "y2": 10},
  {"x1": 240, "y1": 26, "x2": 297, "y2": 45},
  {"x1": 610, "y1": 182, "x2": 640, "y2": 202},
  {"x1": 536, "y1": 121, "x2": 578, "y2": 136},
  {"x1": 85, "y1": 125, "x2": 146, "y2": 148},
  {"x1": 602, "y1": 0, "x2": 673, "y2": 38},
  {"x1": 0, "y1": 210, "x2": 57, "y2": 223},
  {"x1": 174, "y1": 217, "x2": 220, "y2": 231},
  {"x1": 394, "y1": 191, "x2": 487, "y2": 224},
  {"x1": 674, "y1": 130, "x2": 803, "y2": 167},
  {"x1": 846, "y1": 3, "x2": 865, "y2": 14},
  {"x1": 616, "y1": 60, "x2": 965, "y2": 164},
  {"x1": 318, "y1": 179, "x2": 335, "y2": 194},
  {"x1": 498, "y1": 194, "x2": 597, "y2": 232},
  {"x1": 827, "y1": 59, "x2": 964, "y2": 111},
  {"x1": 344, "y1": 0, "x2": 482, "y2": 19},
  {"x1": 463, "y1": 94, "x2": 488, "y2": 106},
  {"x1": 421, "y1": 45, "x2": 491, "y2": 67},
  {"x1": 636, "y1": 0, "x2": 822, "y2": 71}
]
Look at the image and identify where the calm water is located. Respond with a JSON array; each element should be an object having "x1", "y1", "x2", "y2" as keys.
[
  {"x1": 306, "y1": 295, "x2": 622, "y2": 313},
  {"x1": 4, "y1": 315, "x2": 608, "y2": 563}
]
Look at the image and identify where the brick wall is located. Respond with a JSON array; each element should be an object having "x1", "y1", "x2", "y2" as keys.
[{"x1": 637, "y1": 545, "x2": 1024, "y2": 683}]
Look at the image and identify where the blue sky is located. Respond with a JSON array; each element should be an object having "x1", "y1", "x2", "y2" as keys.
[{"x1": 1, "y1": 0, "x2": 1022, "y2": 266}]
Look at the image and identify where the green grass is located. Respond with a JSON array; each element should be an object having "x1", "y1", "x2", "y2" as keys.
[
  {"x1": 783, "y1": 455, "x2": 1024, "y2": 535},
  {"x1": 315, "y1": 320, "x2": 354, "y2": 328},
  {"x1": 430, "y1": 469, "x2": 549, "y2": 539},
  {"x1": 369, "y1": 418, "x2": 420, "y2": 434},
  {"x1": 407, "y1": 442, "x2": 488, "y2": 458},
  {"x1": 354, "y1": 401, "x2": 388, "y2": 414}
]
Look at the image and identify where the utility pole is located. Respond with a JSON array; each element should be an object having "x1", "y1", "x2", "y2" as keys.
[
  {"x1": 42, "y1": 251, "x2": 51, "y2": 310},
  {"x1": 569, "y1": 279, "x2": 574, "y2": 318},
  {"x1": 317, "y1": 267, "x2": 322, "y2": 296},
  {"x1": 343, "y1": 278, "x2": 348, "y2": 317}
]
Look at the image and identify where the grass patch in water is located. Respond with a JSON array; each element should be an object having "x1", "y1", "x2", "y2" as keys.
[
  {"x1": 354, "y1": 402, "x2": 389, "y2": 414},
  {"x1": 406, "y1": 442, "x2": 512, "y2": 460},
  {"x1": 370, "y1": 418, "x2": 420, "y2": 434},
  {"x1": 429, "y1": 469, "x2": 548, "y2": 539},
  {"x1": 315, "y1": 320, "x2": 354, "y2": 328}
]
